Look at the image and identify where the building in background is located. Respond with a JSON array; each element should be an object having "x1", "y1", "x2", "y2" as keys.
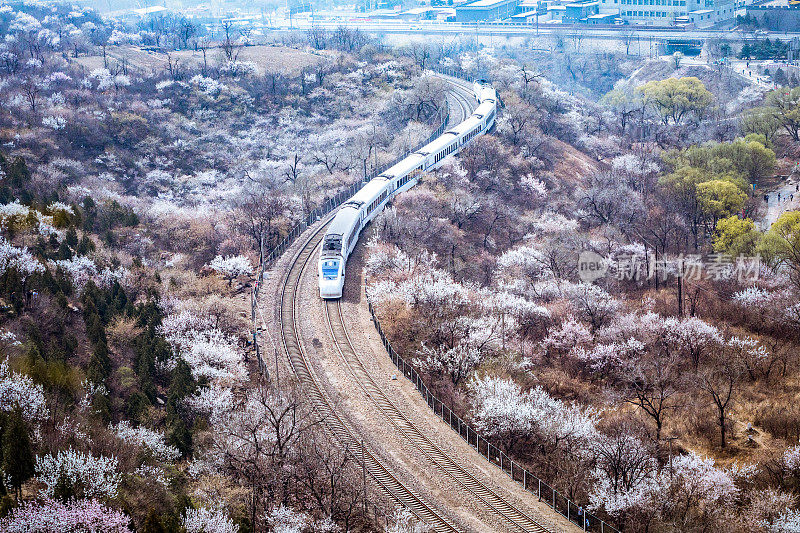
[
  {"x1": 598, "y1": 0, "x2": 754, "y2": 25},
  {"x1": 455, "y1": 0, "x2": 520, "y2": 21},
  {"x1": 563, "y1": 0, "x2": 600, "y2": 21}
]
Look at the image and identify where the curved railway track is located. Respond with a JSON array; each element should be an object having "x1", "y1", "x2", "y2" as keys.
[
  {"x1": 324, "y1": 294, "x2": 551, "y2": 533},
  {"x1": 442, "y1": 76, "x2": 477, "y2": 126},
  {"x1": 279, "y1": 221, "x2": 460, "y2": 533},
  {"x1": 276, "y1": 79, "x2": 558, "y2": 533}
]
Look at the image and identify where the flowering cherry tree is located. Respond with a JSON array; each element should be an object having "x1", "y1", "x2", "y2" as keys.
[
  {"x1": 265, "y1": 505, "x2": 339, "y2": 533},
  {"x1": 565, "y1": 283, "x2": 621, "y2": 331},
  {"x1": 36, "y1": 448, "x2": 121, "y2": 499},
  {"x1": 416, "y1": 342, "x2": 482, "y2": 387},
  {"x1": 110, "y1": 421, "x2": 180, "y2": 462},
  {"x1": 543, "y1": 316, "x2": 592, "y2": 358},
  {"x1": 161, "y1": 311, "x2": 245, "y2": 385},
  {"x1": 0, "y1": 359, "x2": 48, "y2": 421},
  {"x1": 470, "y1": 375, "x2": 598, "y2": 453},
  {"x1": 208, "y1": 255, "x2": 252, "y2": 286},
  {"x1": 183, "y1": 507, "x2": 239, "y2": 533},
  {"x1": 0, "y1": 498, "x2": 131, "y2": 533},
  {"x1": 664, "y1": 316, "x2": 722, "y2": 368},
  {"x1": 52, "y1": 256, "x2": 126, "y2": 291},
  {"x1": 0, "y1": 237, "x2": 44, "y2": 281}
]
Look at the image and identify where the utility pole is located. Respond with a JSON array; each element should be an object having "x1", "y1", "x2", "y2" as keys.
[
  {"x1": 666, "y1": 436, "x2": 678, "y2": 477},
  {"x1": 677, "y1": 258, "x2": 684, "y2": 317}
]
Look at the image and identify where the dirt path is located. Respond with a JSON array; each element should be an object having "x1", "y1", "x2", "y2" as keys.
[{"x1": 759, "y1": 174, "x2": 800, "y2": 230}]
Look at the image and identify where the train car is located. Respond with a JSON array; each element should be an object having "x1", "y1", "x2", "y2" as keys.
[{"x1": 319, "y1": 79, "x2": 497, "y2": 299}]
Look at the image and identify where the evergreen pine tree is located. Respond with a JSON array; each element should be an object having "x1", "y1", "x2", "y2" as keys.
[
  {"x1": 77, "y1": 235, "x2": 95, "y2": 255},
  {"x1": 87, "y1": 340, "x2": 112, "y2": 384},
  {"x1": 65, "y1": 227, "x2": 78, "y2": 247},
  {"x1": 57, "y1": 239, "x2": 73, "y2": 260},
  {"x1": 53, "y1": 472, "x2": 76, "y2": 502},
  {"x1": 2, "y1": 409, "x2": 35, "y2": 499},
  {"x1": 167, "y1": 419, "x2": 193, "y2": 459},
  {"x1": 167, "y1": 359, "x2": 195, "y2": 416},
  {"x1": 141, "y1": 509, "x2": 166, "y2": 533}
]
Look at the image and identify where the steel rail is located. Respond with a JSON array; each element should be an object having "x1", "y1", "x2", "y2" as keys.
[
  {"x1": 444, "y1": 81, "x2": 475, "y2": 125},
  {"x1": 324, "y1": 298, "x2": 553, "y2": 533},
  {"x1": 278, "y1": 219, "x2": 460, "y2": 533}
]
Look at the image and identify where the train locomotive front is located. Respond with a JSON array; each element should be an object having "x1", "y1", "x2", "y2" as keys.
[{"x1": 318, "y1": 77, "x2": 497, "y2": 300}]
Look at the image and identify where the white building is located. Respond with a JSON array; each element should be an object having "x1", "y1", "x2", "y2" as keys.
[{"x1": 599, "y1": 0, "x2": 749, "y2": 24}]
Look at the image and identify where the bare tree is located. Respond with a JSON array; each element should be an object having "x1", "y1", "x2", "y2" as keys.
[
  {"x1": 406, "y1": 42, "x2": 431, "y2": 70},
  {"x1": 307, "y1": 26, "x2": 327, "y2": 50},
  {"x1": 165, "y1": 54, "x2": 183, "y2": 81},
  {"x1": 21, "y1": 77, "x2": 42, "y2": 114},
  {"x1": 621, "y1": 348, "x2": 681, "y2": 441},
  {"x1": 498, "y1": 95, "x2": 539, "y2": 146},
  {"x1": 295, "y1": 432, "x2": 385, "y2": 530},
  {"x1": 696, "y1": 347, "x2": 746, "y2": 448},
  {"x1": 232, "y1": 182, "x2": 288, "y2": 262},
  {"x1": 221, "y1": 20, "x2": 242, "y2": 61},
  {"x1": 214, "y1": 385, "x2": 319, "y2": 528},
  {"x1": 284, "y1": 153, "x2": 302, "y2": 184}
]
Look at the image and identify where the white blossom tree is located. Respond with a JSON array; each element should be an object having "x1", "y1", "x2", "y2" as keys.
[
  {"x1": 183, "y1": 507, "x2": 239, "y2": 533},
  {"x1": 0, "y1": 359, "x2": 49, "y2": 422},
  {"x1": 208, "y1": 255, "x2": 253, "y2": 286},
  {"x1": 36, "y1": 448, "x2": 121, "y2": 499}
]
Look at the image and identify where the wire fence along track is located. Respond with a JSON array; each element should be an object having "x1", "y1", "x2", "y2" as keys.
[
  {"x1": 365, "y1": 296, "x2": 618, "y2": 533},
  {"x1": 279, "y1": 222, "x2": 460, "y2": 533},
  {"x1": 325, "y1": 299, "x2": 552, "y2": 533}
]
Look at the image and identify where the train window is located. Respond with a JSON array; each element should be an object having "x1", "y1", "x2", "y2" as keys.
[
  {"x1": 348, "y1": 227, "x2": 359, "y2": 250},
  {"x1": 323, "y1": 236, "x2": 341, "y2": 252},
  {"x1": 321, "y1": 260, "x2": 340, "y2": 280}
]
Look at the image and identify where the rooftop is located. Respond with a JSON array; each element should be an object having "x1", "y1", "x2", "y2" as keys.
[{"x1": 458, "y1": 0, "x2": 518, "y2": 9}]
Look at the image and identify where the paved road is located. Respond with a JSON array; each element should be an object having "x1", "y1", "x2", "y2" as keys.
[
  {"x1": 277, "y1": 19, "x2": 800, "y2": 41},
  {"x1": 762, "y1": 176, "x2": 800, "y2": 229}
]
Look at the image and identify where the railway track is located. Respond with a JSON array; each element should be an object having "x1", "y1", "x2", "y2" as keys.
[
  {"x1": 441, "y1": 76, "x2": 477, "y2": 125},
  {"x1": 324, "y1": 297, "x2": 552, "y2": 533},
  {"x1": 279, "y1": 221, "x2": 460, "y2": 533},
  {"x1": 275, "y1": 79, "x2": 560, "y2": 533}
]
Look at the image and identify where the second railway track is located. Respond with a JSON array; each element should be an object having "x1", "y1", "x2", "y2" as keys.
[
  {"x1": 324, "y1": 296, "x2": 552, "y2": 533},
  {"x1": 279, "y1": 221, "x2": 460, "y2": 533},
  {"x1": 275, "y1": 78, "x2": 567, "y2": 533}
]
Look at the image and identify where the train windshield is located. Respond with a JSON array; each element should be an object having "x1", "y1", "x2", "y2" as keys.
[{"x1": 321, "y1": 260, "x2": 340, "y2": 280}]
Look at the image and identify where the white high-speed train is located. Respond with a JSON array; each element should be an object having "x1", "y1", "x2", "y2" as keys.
[{"x1": 319, "y1": 80, "x2": 497, "y2": 299}]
